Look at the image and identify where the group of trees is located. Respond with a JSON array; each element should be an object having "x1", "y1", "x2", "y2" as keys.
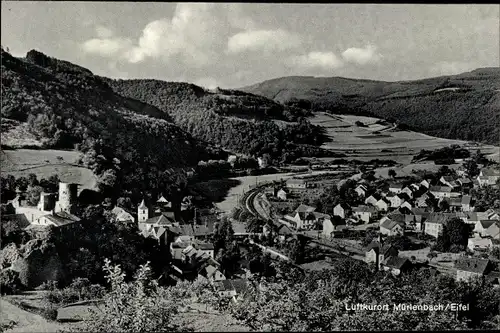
[
  {"x1": 106, "y1": 79, "x2": 332, "y2": 166},
  {"x1": 413, "y1": 145, "x2": 471, "y2": 162},
  {"x1": 1, "y1": 173, "x2": 60, "y2": 205},
  {"x1": 230, "y1": 258, "x2": 500, "y2": 331},
  {"x1": 432, "y1": 218, "x2": 471, "y2": 253}
]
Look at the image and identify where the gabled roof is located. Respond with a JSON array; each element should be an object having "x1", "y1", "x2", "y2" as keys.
[
  {"x1": 356, "y1": 184, "x2": 368, "y2": 191},
  {"x1": 479, "y1": 220, "x2": 498, "y2": 229},
  {"x1": 454, "y1": 257, "x2": 489, "y2": 274},
  {"x1": 381, "y1": 219, "x2": 403, "y2": 231},
  {"x1": 295, "y1": 204, "x2": 316, "y2": 213},
  {"x1": 461, "y1": 195, "x2": 472, "y2": 205},
  {"x1": 1, "y1": 214, "x2": 31, "y2": 233},
  {"x1": 335, "y1": 202, "x2": 351, "y2": 210},
  {"x1": 467, "y1": 212, "x2": 490, "y2": 221},
  {"x1": 141, "y1": 214, "x2": 175, "y2": 225},
  {"x1": 425, "y1": 213, "x2": 452, "y2": 225},
  {"x1": 383, "y1": 256, "x2": 411, "y2": 270},
  {"x1": 353, "y1": 205, "x2": 377, "y2": 213},
  {"x1": 481, "y1": 168, "x2": 500, "y2": 177},
  {"x1": 157, "y1": 195, "x2": 169, "y2": 203},
  {"x1": 42, "y1": 212, "x2": 81, "y2": 227},
  {"x1": 429, "y1": 186, "x2": 452, "y2": 193}
]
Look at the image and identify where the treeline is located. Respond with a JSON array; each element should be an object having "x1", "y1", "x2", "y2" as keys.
[
  {"x1": 106, "y1": 79, "x2": 332, "y2": 164},
  {"x1": 413, "y1": 144, "x2": 471, "y2": 162},
  {"x1": 1, "y1": 48, "x2": 218, "y2": 197}
]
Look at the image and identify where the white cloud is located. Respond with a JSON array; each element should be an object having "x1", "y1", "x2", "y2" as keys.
[
  {"x1": 430, "y1": 61, "x2": 475, "y2": 76},
  {"x1": 81, "y1": 3, "x2": 245, "y2": 67},
  {"x1": 227, "y1": 29, "x2": 302, "y2": 54},
  {"x1": 341, "y1": 45, "x2": 382, "y2": 65},
  {"x1": 81, "y1": 37, "x2": 133, "y2": 57},
  {"x1": 285, "y1": 51, "x2": 344, "y2": 70}
]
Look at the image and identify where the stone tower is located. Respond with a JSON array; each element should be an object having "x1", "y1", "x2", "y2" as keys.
[
  {"x1": 55, "y1": 182, "x2": 78, "y2": 213},
  {"x1": 37, "y1": 193, "x2": 56, "y2": 212},
  {"x1": 138, "y1": 199, "x2": 149, "y2": 223}
]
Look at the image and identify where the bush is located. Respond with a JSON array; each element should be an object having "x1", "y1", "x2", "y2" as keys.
[{"x1": 0, "y1": 269, "x2": 24, "y2": 295}]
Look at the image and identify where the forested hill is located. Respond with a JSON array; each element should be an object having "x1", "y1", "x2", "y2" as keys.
[
  {"x1": 105, "y1": 79, "x2": 334, "y2": 164},
  {"x1": 240, "y1": 68, "x2": 500, "y2": 144},
  {"x1": 1, "y1": 48, "x2": 216, "y2": 193}
]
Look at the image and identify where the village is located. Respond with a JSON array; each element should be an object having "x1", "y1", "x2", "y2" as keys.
[{"x1": 3, "y1": 147, "x2": 500, "y2": 313}]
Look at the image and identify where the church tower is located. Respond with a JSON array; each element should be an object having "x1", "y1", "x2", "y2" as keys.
[{"x1": 138, "y1": 199, "x2": 149, "y2": 223}]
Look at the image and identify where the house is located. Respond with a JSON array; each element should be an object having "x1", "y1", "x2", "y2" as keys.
[
  {"x1": 276, "y1": 188, "x2": 288, "y2": 201},
  {"x1": 486, "y1": 222, "x2": 500, "y2": 239},
  {"x1": 486, "y1": 209, "x2": 500, "y2": 220},
  {"x1": 352, "y1": 205, "x2": 377, "y2": 223},
  {"x1": 461, "y1": 195, "x2": 473, "y2": 212},
  {"x1": 429, "y1": 186, "x2": 457, "y2": 199},
  {"x1": 365, "y1": 241, "x2": 399, "y2": 269},
  {"x1": 170, "y1": 242, "x2": 190, "y2": 260},
  {"x1": 365, "y1": 194, "x2": 380, "y2": 206},
  {"x1": 35, "y1": 211, "x2": 81, "y2": 228},
  {"x1": 198, "y1": 264, "x2": 226, "y2": 283},
  {"x1": 467, "y1": 237, "x2": 493, "y2": 251},
  {"x1": 111, "y1": 206, "x2": 135, "y2": 222},
  {"x1": 455, "y1": 257, "x2": 490, "y2": 282},
  {"x1": 388, "y1": 183, "x2": 404, "y2": 194},
  {"x1": 382, "y1": 256, "x2": 412, "y2": 276},
  {"x1": 1, "y1": 214, "x2": 31, "y2": 233},
  {"x1": 380, "y1": 219, "x2": 404, "y2": 236},
  {"x1": 283, "y1": 204, "x2": 331, "y2": 230},
  {"x1": 440, "y1": 176, "x2": 458, "y2": 188},
  {"x1": 374, "y1": 198, "x2": 390, "y2": 212},
  {"x1": 401, "y1": 186, "x2": 414, "y2": 199},
  {"x1": 420, "y1": 180, "x2": 430, "y2": 189},
  {"x1": 416, "y1": 192, "x2": 434, "y2": 208},
  {"x1": 355, "y1": 185, "x2": 368, "y2": 198},
  {"x1": 458, "y1": 178, "x2": 472, "y2": 189},
  {"x1": 333, "y1": 203, "x2": 351, "y2": 219},
  {"x1": 400, "y1": 201, "x2": 413, "y2": 210},
  {"x1": 456, "y1": 165, "x2": 467, "y2": 177},
  {"x1": 474, "y1": 220, "x2": 498, "y2": 237},
  {"x1": 386, "y1": 194, "x2": 402, "y2": 208},
  {"x1": 322, "y1": 216, "x2": 347, "y2": 238},
  {"x1": 423, "y1": 213, "x2": 451, "y2": 238},
  {"x1": 286, "y1": 178, "x2": 309, "y2": 189},
  {"x1": 439, "y1": 197, "x2": 463, "y2": 212},
  {"x1": 477, "y1": 168, "x2": 500, "y2": 187},
  {"x1": 466, "y1": 212, "x2": 490, "y2": 225},
  {"x1": 214, "y1": 279, "x2": 249, "y2": 301}
]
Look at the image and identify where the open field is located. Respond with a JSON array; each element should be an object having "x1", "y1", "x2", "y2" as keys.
[
  {"x1": 309, "y1": 112, "x2": 499, "y2": 165},
  {"x1": 1, "y1": 149, "x2": 97, "y2": 192}
]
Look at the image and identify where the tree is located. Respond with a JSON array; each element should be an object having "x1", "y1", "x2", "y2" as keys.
[
  {"x1": 26, "y1": 185, "x2": 44, "y2": 206},
  {"x1": 0, "y1": 269, "x2": 24, "y2": 295},
  {"x1": 27, "y1": 173, "x2": 39, "y2": 187},
  {"x1": 464, "y1": 159, "x2": 479, "y2": 178},
  {"x1": 445, "y1": 218, "x2": 470, "y2": 251},
  {"x1": 388, "y1": 169, "x2": 397, "y2": 179},
  {"x1": 439, "y1": 200, "x2": 450, "y2": 212},
  {"x1": 82, "y1": 259, "x2": 188, "y2": 332}
]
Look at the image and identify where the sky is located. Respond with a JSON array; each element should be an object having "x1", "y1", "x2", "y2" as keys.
[{"x1": 2, "y1": 2, "x2": 499, "y2": 89}]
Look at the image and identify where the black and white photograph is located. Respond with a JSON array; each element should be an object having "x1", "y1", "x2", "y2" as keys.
[{"x1": 1, "y1": 2, "x2": 500, "y2": 332}]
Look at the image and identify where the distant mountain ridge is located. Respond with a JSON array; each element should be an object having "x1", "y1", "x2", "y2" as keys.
[{"x1": 240, "y1": 68, "x2": 500, "y2": 144}]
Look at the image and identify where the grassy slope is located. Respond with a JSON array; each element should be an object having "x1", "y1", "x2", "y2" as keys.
[{"x1": 241, "y1": 68, "x2": 500, "y2": 144}]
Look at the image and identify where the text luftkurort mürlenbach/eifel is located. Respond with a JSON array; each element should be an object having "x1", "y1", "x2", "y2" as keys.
[{"x1": 345, "y1": 303, "x2": 470, "y2": 312}]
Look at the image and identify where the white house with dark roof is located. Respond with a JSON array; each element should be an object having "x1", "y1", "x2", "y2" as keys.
[
  {"x1": 286, "y1": 178, "x2": 309, "y2": 189},
  {"x1": 477, "y1": 168, "x2": 500, "y2": 187},
  {"x1": 455, "y1": 257, "x2": 490, "y2": 282},
  {"x1": 401, "y1": 186, "x2": 414, "y2": 199},
  {"x1": 423, "y1": 213, "x2": 451, "y2": 238},
  {"x1": 365, "y1": 194, "x2": 380, "y2": 206},
  {"x1": 474, "y1": 220, "x2": 498, "y2": 237},
  {"x1": 355, "y1": 184, "x2": 368, "y2": 198},
  {"x1": 333, "y1": 203, "x2": 351, "y2": 219},
  {"x1": 36, "y1": 211, "x2": 81, "y2": 228},
  {"x1": 375, "y1": 198, "x2": 390, "y2": 212},
  {"x1": 198, "y1": 264, "x2": 226, "y2": 283},
  {"x1": 388, "y1": 183, "x2": 404, "y2": 194},
  {"x1": 382, "y1": 256, "x2": 411, "y2": 276},
  {"x1": 468, "y1": 236, "x2": 493, "y2": 251},
  {"x1": 352, "y1": 205, "x2": 377, "y2": 223},
  {"x1": 429, "y1": 186, "x2": 458, "y2": 199},
  {"x1": 461, "y1": 195, "x2": 473, "y2": 212},
  {"x1": 380, "y1": 219, "x2": 404, "y2": 236}
]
